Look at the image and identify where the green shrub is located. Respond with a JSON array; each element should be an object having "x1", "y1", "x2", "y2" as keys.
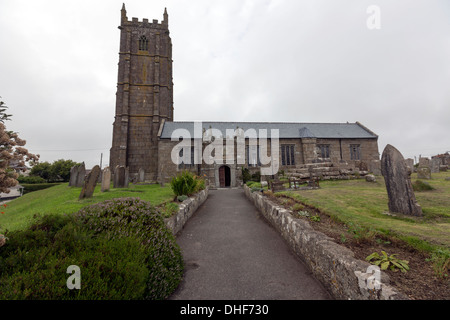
[
  {"x1": 0, "y1": 214, "x2": 149, "y2": 299},
  {"x1": 242, "y1": 168, "x2": 251, "y2": 183},
  {"x1": 170, "y1": 170, "x2": 204, "y2": 196},
  {"x1": 17, "y1": 175, "x2": 46, "y2": 184},
  {"x1": 170, "y1": 170, "x2": 196, "y2": 196},
  {"x1": 75, "y1": 198, "x2": 183, "y2": 299},
  {"x1": 21, "y1": 183, "x2": 61, "y2": 194},
  {"x1": 0, "y1": 198, "x2": 184, "y2": 300}
]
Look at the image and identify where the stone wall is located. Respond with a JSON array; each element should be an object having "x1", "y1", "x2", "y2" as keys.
[
  {"x1": 164, "y1": 187, "x2": 209, "y2": 235},
  {"x1": 243, "y1": 185, "x2": 407, "y2": 300}
]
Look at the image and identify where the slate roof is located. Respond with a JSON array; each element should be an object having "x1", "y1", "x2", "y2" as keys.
[{"x1": 159, "y1": 121, "x2": 378, "y2": 139}]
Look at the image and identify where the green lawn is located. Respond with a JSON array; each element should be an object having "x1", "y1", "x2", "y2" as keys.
[
  {"x1": 0, "y1": 183, "x2": 175, "y2": 233},
  {"x1": 280, "y1": 172, "x2": 450, "y2": 249}
]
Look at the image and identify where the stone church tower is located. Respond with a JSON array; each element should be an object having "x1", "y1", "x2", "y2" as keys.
[{"x1": 110, "y1": 4, "x2": 173, "y2": 181}]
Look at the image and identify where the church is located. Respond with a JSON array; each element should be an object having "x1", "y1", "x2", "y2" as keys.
[{"x1": 110, "y1": 5, "x2": 380, "y2": 188}]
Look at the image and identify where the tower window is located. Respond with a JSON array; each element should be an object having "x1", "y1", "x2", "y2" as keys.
[{"x1": 139, "y1": 35, "x2": 148, "y2": 51}]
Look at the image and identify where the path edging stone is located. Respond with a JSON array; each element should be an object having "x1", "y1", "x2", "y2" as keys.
[
  {"x1": 165, "y1": 187, "x2": 209, "y2": 235},
  {"x1": 244, "y1": 185, "x2": 408, "y2": 300}
]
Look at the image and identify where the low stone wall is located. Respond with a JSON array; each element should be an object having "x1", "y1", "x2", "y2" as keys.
[
  {"x1": 165, "y1": 187, "x2": 209, "y2": 235},
  {"x1": 243, "y1": 185, "x2": 408, "y2": 300}
]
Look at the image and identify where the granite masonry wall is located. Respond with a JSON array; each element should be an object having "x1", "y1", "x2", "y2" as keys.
[
  {"x1": 164, "y1": 187, "x2": 209, "y2": 235},
  {"x1": 243, "y1": 185, "x2": 408, "y2": 300}
]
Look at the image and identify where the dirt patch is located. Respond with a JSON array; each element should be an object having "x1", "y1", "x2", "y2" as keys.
[{"x1": 265, "y1": 192, "x2": 449, "y2": 300}]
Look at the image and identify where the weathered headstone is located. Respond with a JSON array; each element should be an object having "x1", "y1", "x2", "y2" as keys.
[
  {"x1": 381, "y1": 144, "x2": 422, "y2": 216},
  {"x1": 417, "y1": 166, "x2": 431, "y2": 179},
  {"x1": 75, "y1": 162, "x2": 86, "y2": 187},
  {"x1": 430, "y1": 158, "x2": 440, "y2": 173},
  {"x1": 68, "y1": 165, "x2": 78, "y2": 186},
  {"x1": 101, "y1": 167, "x2": 111, "y2": 192},
  {"x1": 139, "y1": 168, "x2": 145, "y2": 183},
  {"x1": 79, "y1": 165, "x2": 101, "y2": 200},
  {"x1": 113, "y1": 165, "x2": 127, "y2": 188}
]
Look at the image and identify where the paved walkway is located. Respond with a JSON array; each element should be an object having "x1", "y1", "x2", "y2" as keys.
[{"x1": 169, "y1": 188, "x2": 331, "y2": 300}]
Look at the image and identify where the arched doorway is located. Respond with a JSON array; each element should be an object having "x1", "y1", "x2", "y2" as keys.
[{"x1": 218, "y1": 165, "x2": 231, "y2": 187}]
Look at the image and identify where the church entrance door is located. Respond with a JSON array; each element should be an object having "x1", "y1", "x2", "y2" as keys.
[{"x1": 219, "y1": 165, "x2": 231, "y2": 187}]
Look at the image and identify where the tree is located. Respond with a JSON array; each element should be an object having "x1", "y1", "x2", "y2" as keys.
[
  {"x1": 30, "y1": 159, "x2": 79, "y2": 182},
  {"x1": 0, "y1": 98, "x2": 39, "y2": 193}
]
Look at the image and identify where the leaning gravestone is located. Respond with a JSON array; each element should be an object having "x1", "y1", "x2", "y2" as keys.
[
  {"x1": 79, "y1": 165, "x2": 101, "y2": 200},
  {"x1": 69, "y1": 165, "x2": 78, "y2": 186},
  {"x1": 101, "y1": 167, "x2": 111, "y2": 192},
  {"x1": 75, "y1": 162, "x2": 86, "y2": 187},
  {"x1": 381, "y1": 144, "x2": 423, "y2": 216}
]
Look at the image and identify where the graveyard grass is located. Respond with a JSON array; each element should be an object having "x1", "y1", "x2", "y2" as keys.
[
  {"x1": 282, "y1": 172, "x2": 450, "y2": 250},
  {"x1": 0, "y1": 183, "x2": 175, "y2": 233}
]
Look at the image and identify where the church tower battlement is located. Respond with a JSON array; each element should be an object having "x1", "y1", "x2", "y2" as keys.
[{"x1": 110, "y1": 4, "x2": 173, "y2": 181}]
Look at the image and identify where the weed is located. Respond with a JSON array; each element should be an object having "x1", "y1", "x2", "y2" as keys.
[{"x1": 366, "y1": 251, "x2": 410, "y2": 273}]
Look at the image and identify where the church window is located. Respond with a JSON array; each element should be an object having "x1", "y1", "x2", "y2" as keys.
[
  {"x1": 281, "y1": 145, "x2": 295, "y2": 166},
  {"x1": 247, "y1": 145, "x2": 261, "y2": 167},
  {"x1": 139, "y1": 35, "x2": 148, "y2": 51},
  {"x1": 178, "y1": 146, "x2": 195, "y2": 169},
  {"x1": 318, "y1": 144, "x2": 330, "y2": 158}
]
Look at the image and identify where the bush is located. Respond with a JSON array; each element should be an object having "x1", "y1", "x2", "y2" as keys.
[
  {"x1": 242, "y1": 168, "x2": 251, "y2": 183},
  {"x1": 0, "y1": 198, "x2": 184, "y2": 300},
  {"x1": 170, "y1": 170, "x2": 204, "y2": 196},
  {"x1": 75, "y1": 198, "x2": 183, "y2": 299},
  {"x1": 0, "y1": 214, "x2": 149, "y2": 299},
  {"x1": 17, "y1": 175, "x2": 46, "y2": 184}
]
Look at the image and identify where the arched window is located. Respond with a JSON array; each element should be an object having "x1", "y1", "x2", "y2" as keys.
[{"x1": 139, "y1": 35, "x2": 148, "y2": 51}]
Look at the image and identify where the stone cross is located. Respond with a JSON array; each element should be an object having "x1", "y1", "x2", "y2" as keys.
[
  {"x1": 101, "y1": 167, "x2": 111, "y2": 192},
  {"x1": 381, "y1": 144, "x2": 422, "y2": 216},
  {"x1": 79, "y1": 165, "x2": 101, "y2": 200}
]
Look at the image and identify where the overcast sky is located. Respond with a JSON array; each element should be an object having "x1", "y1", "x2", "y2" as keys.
[{"x1": 0, "y1": 0, "x2": 449, "y2": 169}]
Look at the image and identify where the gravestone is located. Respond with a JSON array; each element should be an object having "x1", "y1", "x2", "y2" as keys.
[
  {"x1": 101, "y1": 167, "x2": 111, "y2": 192},
  {"x1": 417, "y1": 166, "x2": 431, "y2": 179},
  {"x1": 139, "y1": 168, "x2": 145, "y2": 183},
  {"x1": 68, "y1": 165, "x2": 78, "y2": 186},
  {"x1": 404, "y1": 158, "x2": 414, "y2": 173},
  {"x1": 381, "y1": 144, "x2": 422, "y2": 216},
  {"x1": 419, "y1": 157, "x2": 429, "y2": 167},
  {"x1": 113, "y1": 165, "x2": 128, "y2": 188},
  {"x1": 430, "y1": 158, "x2": 440, "y2": 173},
  {"x1": 79, "y1": 165, "x2": 101, "y2": 200},
  {"x1": 75, "y1": 162, "x2": 86, "y2": 187}
]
